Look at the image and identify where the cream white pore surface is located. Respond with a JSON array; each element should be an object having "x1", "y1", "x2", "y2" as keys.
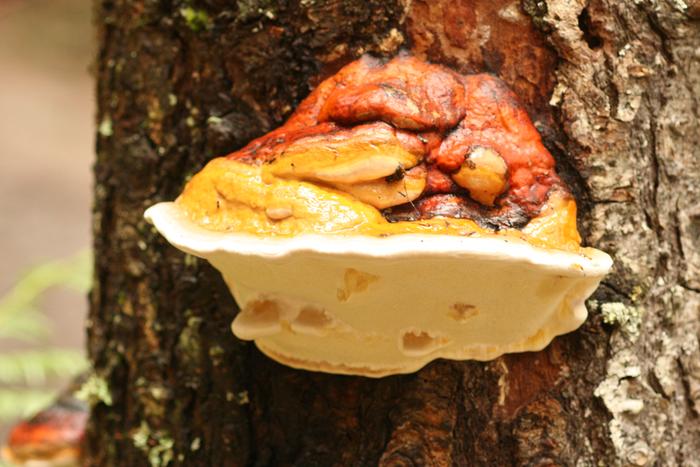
[{"x1": 145, "y1": 202, "x2": 612, "y2": 377}]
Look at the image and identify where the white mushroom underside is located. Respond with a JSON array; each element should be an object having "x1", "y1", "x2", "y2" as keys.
[{"x1": 145, "y1": 202, "x2": 612, "y2": 377}]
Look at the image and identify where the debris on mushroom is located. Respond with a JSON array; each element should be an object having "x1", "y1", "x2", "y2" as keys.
[
  {"x1": 145, "y1": 54, "x2": 613, "y2": 377},
  {"x1": 332, "y1": 165, "x2": 427, "y2": 209},
  {"x1": 265, "y1": 205, "x2": 293, "y2": 221},
  {"x1": 451, "y1": 147, "x2": 508, "y2": 206}
]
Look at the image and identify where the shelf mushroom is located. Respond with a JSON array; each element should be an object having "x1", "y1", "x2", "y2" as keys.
[
  {"x1": 2, "y1": 389, "x2": 86, "y2": 466},
  {"x1": 145, "y1": 55, "x2": 612, "y2": 377}
]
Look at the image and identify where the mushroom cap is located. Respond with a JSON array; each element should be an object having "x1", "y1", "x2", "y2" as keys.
[
  {"x1": 145, "y1": 202, "x2": 612, "y2": 377},
  {"x1": 1, "y1": 394, "x2": 86, "y2": 467}
]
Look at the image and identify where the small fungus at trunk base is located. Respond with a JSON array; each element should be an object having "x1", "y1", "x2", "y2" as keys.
[
  {"x1": 2, "y1": 390, "x2": 87, "y2": 466},
  {"x1": 145, "y1": 55, "x2": 612, "y2": 377}
]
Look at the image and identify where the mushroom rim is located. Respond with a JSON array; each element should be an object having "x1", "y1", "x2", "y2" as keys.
[{"x1": 144, "y1": 201, "x2": 613, "y2": 277}]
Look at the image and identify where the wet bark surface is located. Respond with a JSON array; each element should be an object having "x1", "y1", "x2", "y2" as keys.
[{"x1": 89, "y1": 0, "x2": 700, "y2": 465}]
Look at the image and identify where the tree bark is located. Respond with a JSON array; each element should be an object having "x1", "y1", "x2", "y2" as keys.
[{"x1": 88, "y1": 0, "x2": 700, "y2": 465}]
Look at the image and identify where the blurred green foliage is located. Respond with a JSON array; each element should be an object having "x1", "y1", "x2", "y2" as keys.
[{"x1": 0, "y1": 251, "x2": 89, "y2": 422}]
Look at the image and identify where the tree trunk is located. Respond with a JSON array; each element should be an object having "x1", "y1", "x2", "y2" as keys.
[{"x1": 88, "y1": 0, "x2": 700, "y2": 465}]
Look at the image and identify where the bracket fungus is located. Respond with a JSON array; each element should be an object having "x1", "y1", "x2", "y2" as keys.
[
  {"x1": 145, "y1": 55, "x2": 612, "y2": 377},
  {"x1": 2, "y1": 391, "x2": 86, "y2": 467}
]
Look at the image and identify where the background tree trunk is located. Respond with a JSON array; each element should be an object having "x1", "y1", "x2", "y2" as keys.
[{"x1": 88, "y1": 0, "x2": 700, "y2": 465}]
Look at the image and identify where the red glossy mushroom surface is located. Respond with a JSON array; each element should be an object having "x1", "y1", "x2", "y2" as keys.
[
  {"x1": 177, "y1": 55, "x2": 580, "y2": 251},
  {"x1": 228, "y1": 55, "x2": 564, "y2": 227},
  {"x1": 3, "y1": 396, "x2": 86, "y2": 465}
]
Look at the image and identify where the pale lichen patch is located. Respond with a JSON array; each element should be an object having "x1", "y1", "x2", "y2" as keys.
[
  {"x1": 600, "y1": 301, "x2": 642, "y2": 336},
  {"x1": 236, "y1": 390, "x2": 250, "y2": 405},
  {"x1": 595, "y1": 349, "x2": 651, "y2": 463},
  {"x1": 496, "y1": 359, "x2": 509, "y2": 406},
  {"x1": 132, "y1": 421, "x2": 175, "y2": 467},
  {"x1": 377, "y1": 28, "x2": 405, "y2": 54},
  {"x1": 180, "y1": 7, "x2": 211, "y2": 32},
  {"x1": 190, "y1": 437, "x2": 201, "y2": 452},
  {"x1": 98, "y1": 116, "x2": 113, "y2": 137},
  {"x1": 75, "y1": 373, "x2": 113, "y2": 407}
]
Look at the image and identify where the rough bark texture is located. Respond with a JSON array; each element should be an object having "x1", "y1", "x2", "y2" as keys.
[{"x1": 88, "y1": 0, "x2": 700, "y2": 465}]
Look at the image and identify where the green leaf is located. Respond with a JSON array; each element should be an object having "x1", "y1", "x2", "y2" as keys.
[
  {"x1": 0, "y1": 388, "x2": 55, "y2": 420},
  {"x1": 0, "y1": 250, "x2": 92, "y2": 424},
  {"x1": 0, "y1": 350, "x2": 87, "y2": 386},
  {"x1": 0, "y1": 250, "x2": 91, "y2": 341},
  {"x1": 0, "y1": 308, "x2": 50, "y2": 341}
]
